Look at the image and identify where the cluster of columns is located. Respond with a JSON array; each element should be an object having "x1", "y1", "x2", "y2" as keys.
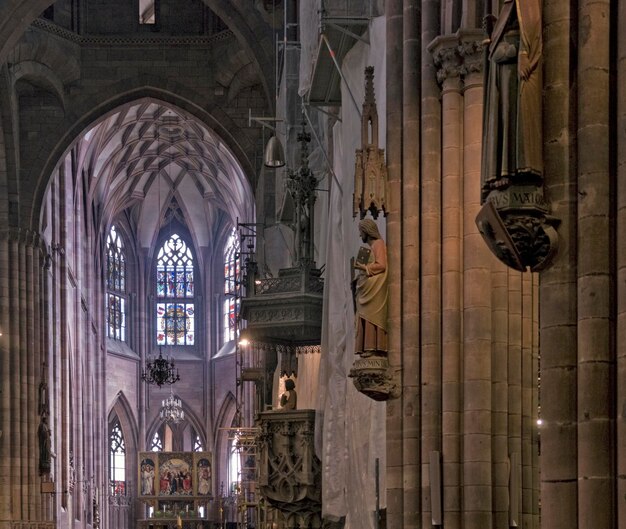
[
  {"x1": 0, "y1": 228, "x2": 53, "y2": 529},
  {"x1": 385, "y1": 1, "x2": 539, "y2": 528},
  {"x1": 0, "y1": 150, "x2": 107, "y2": 528},
  {"x1": 541, "y1": 0, "x2": 625, "y2": 528}
]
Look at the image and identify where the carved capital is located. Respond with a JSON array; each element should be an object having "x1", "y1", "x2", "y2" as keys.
[
  {"x1": 458, "y1": 36, "x2": 485, "y2": 77},
  {"x1": 429, "y1": 35, "x2": 462, "y2": 87}
]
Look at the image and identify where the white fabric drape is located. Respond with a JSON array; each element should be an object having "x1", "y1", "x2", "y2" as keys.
[{"x1": 314, "y1": 16, "x2": 387, "y2": 529}]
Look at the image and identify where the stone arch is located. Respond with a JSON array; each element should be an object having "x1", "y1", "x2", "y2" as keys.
[
  {"x1": 10, "y1": 60, "x2": 66, "y2": 109},
  {"x1": 145, "y1": 401, "x2": 207, "y2": 453},
  {"x1": 0, "y1": 0, "x2": 275, "y2": 108},
  {"x1": 108, "y1": 391, "x2": 139, "y2": 452},
  {"x1": 108, "y1": 391, "x2": 139, "y2": 495},
  {"x1": 214, "y1": 391, "x2": 237, "y2": 492},
  {"x1": 6, "y1": 28, "x2": 81, "y2": 87},
  {"x1": 28, "y1": 84, "x2": 260, "y2": 229}
]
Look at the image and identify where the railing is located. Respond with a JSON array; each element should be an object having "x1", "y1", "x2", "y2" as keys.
[{"x1": 254, "y1": 272, "x2": 324, "y2": 295}]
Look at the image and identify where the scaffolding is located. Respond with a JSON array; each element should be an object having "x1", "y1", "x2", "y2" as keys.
[
  {"x1": 218, "y1": 427, "x2": 264, "y2": 529},
  {"x1": 226, "y1": 222, "x2": 264, "y2": 529}
]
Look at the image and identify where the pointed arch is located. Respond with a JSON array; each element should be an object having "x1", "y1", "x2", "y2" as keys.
[
  {"x1": 214, "y1": 392, "x2": 237, "y2": 491},
  {"x1": 108, "y1": 392, "x2": 139, "y2": 496}
]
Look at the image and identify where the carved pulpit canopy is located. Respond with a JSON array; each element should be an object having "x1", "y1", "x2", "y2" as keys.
[
  {"x1": 477, "y1": 0, "x2": 560, "y2": 271},
  {"x1": 354, "y1": 66, "x2": 387, "y2": 220}
]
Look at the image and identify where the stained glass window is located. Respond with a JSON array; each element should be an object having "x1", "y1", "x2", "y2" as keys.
[
  {"x1": 223, "y1": 228, "x2": 240, "y2": 344},
  {"x1": 193, "y1": 428, "x2": 204, "y2": 452},
  {"x1": 110, "y1": 419, "x2": 126, "y2": 496},
  {"x1": 150, "y1": 431, "x2": 163, "y2": 452},
  {"x1": 106, "y1": 226, "x2": 126, "y2": 341},
  {"x1": 156, "y1": 234, "x2": 195, "y2": 345}
]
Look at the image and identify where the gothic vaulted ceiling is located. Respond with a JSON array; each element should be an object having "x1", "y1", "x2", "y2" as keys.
[{"x1": 75, "y1": 99, "x2": 254, "y2": 249}]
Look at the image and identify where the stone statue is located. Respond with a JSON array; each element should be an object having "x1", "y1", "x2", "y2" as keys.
[
  {"x1": 38, "y1": 415, "x2": 52, "y2": 475},
  {"x1": 279, "y1": 379, "x2": 297, "y2": 410},
  {"x1": 353, "y1": 219, "x2": 388, "y2": 356},
  {"x1": 481, "y1": 0, "x2": 542, "y2": 202}
]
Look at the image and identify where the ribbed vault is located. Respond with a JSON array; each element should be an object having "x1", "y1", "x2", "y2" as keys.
[{"x1": 75, "y1": 99, "x2": 254, "y2": 249}]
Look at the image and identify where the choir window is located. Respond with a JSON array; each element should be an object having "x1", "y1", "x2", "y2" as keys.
[
  {"x1": 223, "y1": 228, "x2": 240, "y2": 344},
  {"x1": 109, "y1": 419, "x2": 126, "y2": 496},
  {"x1": 156, "y1": 233, "x2": 195, "y2": 346},
  {"x1": 192, "y1": 428, "x2": 204, "y2": 452},
  {"x1": 106, "y1": 225, "x2": 127, "y2": 341},
  {"x1": 150, "y1": 430, "x2": 163, "y2": 452}
]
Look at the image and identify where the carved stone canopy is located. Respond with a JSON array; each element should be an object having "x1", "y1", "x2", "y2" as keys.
[{"x1": 354, "y1": 66, "x2": 387, "y2": 219}]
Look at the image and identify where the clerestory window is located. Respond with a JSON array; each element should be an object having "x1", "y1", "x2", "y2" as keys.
[
  {"x1": 156, "y1": 233, "x2": 195, "y2": 346},
  {"x1": 106, "y1": 225, "x2": 127, "y2": 341}
]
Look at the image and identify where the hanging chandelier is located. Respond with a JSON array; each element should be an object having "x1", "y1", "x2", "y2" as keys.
[
  {"x1": 142, "y1": 348, "x2": 180, "y2": 387},
  {"x1": 160, "y1": 390, "x2": 185, "y2": 424}
]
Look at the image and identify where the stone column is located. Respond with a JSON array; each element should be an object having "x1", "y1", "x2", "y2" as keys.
[
  {"x1": 420, "y1": 1, "x2": 442, "y2": 527},
  {"x1": 522, "y1": 271, "x2": 539, "y2": 528},
  {"x1": 385, "y1": 0, "x2": 404, "y2": 527},
  {"x1": 490, "y1": 259, "x2": 509, "y2": 529},
  {"x1": 430, "y1": 35, "x2": 463, "y2": 529},
  {"x1": 618, "y1": 0, "x2": 626, "y2": 525},
  {"x1": 541, "y1": 0, "x2": 579, "y2": 527},
  {"x1": 0, "y1": 228, "x2": 49, "y2": 529},
  {"x1": 460, "y1": 35, "x2": 492, "y2": 529},
  {"x1": 577, "y1": 1, "x2": 614, "y2": 528},
  {"x1": 402, "y1": 0, "x2": 421, "y2": 527}
]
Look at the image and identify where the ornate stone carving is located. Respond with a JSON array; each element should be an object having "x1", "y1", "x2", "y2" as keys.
[
  {"x1": 354, "y1": 66, "x2": 387, "y2": 219},
  {"x1": 477, "y1": 1, "x2": 559, "y2": 271},
  {"x1": 349, "y1": 356, "x2": 398, "y2": 402},
  {"x1": 428, "y1": 31, "x2": 484, "y2": 87},
  {"x1": 476, "y1": 201, "x2": 558, "y2": 272},
  {"x1": 431, "y1": 38, "x2": 462, "y2": 85},
  {"x1": 458, "y1": 37, "x2": 484, "y2": 76},
  {"x1": 257, "y1": 410, "x2": 321, "y2": 528}
]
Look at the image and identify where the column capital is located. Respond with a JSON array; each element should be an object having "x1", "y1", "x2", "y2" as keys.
[
  {"x1": 429, "y1": 35, "x2": 462, "y2": 88},
  {"x1": 429, "y1": 30, "x2": 486, "y2": 90}
]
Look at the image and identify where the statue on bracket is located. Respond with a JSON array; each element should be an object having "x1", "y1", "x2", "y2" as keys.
[
  {"x1": 353, "y1": 219, "x2": 388, "y2": 356},
  {"x1": 349, "y1": 219, "x2": 397, "y2": 401},
  {"x1": 477, "y1": 0, "x2": 559, "y2": 272}
]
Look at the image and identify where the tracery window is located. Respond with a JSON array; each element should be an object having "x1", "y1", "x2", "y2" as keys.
[
  {"x1": 109, "y1": 419, "x2": 126, "y2": 496},
  {"x1": 106, "y1": 225, "x2": 126, "y2": 341},
  {"x1": 156, "y1": 233, "x2": 195, "y2": 346},
  {"x1": 223, "y1": 228, "x2": 240, "y2": 344},
  {"x1": 192, "y1": 428, "x2": 204, "y2": 452},
  {"x1": 150, "y1": 431, "x2": 163, "y2": 452}
]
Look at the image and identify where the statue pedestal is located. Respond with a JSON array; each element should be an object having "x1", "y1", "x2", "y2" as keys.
[{"x1": 349, "y1": 355, "x2": 397, "y2": 401}]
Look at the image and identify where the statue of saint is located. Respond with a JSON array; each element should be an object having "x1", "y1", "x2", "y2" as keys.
[
  {"x1": 38, "y1": 415, "x2": 52, "y2": 475},
  {"x1": 353, "y1": 219, "x2": 388, "y2": 356},
  {"x1": 279, "y1": 379, "x2": 297, "y2": 410},
  {"x1": 481, "y1": 0, "x2": 543, "y2": 202}
]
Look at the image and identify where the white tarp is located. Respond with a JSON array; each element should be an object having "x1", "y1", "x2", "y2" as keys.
[{"x1": 315, "y1": 16, "x2": 387, "y2": 529}]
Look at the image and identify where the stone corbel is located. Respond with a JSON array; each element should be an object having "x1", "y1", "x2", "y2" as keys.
[{"x1": 348, "y1": 355, "x2": 399, "y2": 402}]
